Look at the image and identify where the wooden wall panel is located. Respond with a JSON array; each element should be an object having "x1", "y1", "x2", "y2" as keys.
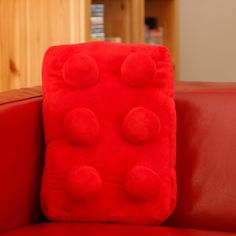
[
  {"x1": 0, "y1": 0, "x2": 28, "y2": 91},
  {"x1": 128, "y1": 0, "x2": 145, "y2": 43},
  {"x1": 0, "y1": 0, "x2": 90, "y2": 92}
]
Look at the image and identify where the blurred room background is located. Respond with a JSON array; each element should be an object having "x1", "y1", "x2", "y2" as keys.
[{"x1": 1, "y1": 0, "x2": 236, "y2": 92}]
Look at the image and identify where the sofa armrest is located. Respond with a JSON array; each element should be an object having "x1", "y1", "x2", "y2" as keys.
[{"x1": 0, "y1": 87, "x2": 44, "y2": 234}]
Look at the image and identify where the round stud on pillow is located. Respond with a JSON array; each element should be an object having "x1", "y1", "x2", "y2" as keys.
[
  {"x1": 123, "y1": 107, "x2": 160, "y2": 145},
  {"x1": 62, "y1": 53, "x2": 99, "y2": 88},
  {"x1": 66, "y1": 165, "x2": 102, "y2": 201},
  {"x1": 121, "y1": 53, "x2": 156, "y2": 87},
  {"x1": 64, "y1": 108, "x2": 100, "y2": 146},
  {"x1": 125, "y1": 166, "x2": 161, "y2": 201}
]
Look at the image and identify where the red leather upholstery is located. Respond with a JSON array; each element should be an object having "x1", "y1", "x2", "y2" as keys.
[
  {"x1": 166, "y1": 82, "x2": 236, "y2": 232},
  {"x1": 1, "y1": 82, "x2": 236, "y2": 235},
  {"x1": 0, "y1": 87, "x2": 44, "y2": 234},
  {"x1": 1, "y1": 223, "x2": 236, "y2": 236}
]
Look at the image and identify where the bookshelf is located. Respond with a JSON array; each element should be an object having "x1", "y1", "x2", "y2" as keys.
[
  {"x1": 89, "y1": 0, "x2": 178, "y2": 77},
  {"x1": 0, "y1": 0, "x2": 178, "y2": 91},
  {"x1": 145, "y1": 0, "x2": 176, "y2": 53},
  {"x1": 145, "y1": 0, "x2": 178, "y2": 73},
  {"x1": 90, "y1": 0, "x2": 144, "y2": 43}
]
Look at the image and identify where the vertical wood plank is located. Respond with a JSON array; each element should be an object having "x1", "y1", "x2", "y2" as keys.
[
  {"x1": 77, "y1": 0, "x2": 91, "y2": 42},
  {"x1": 129, "y1": 0, "x2": 145, "y2": 43},
  {"x1": 0, "y1": 0, "x2": 90, "y2": 92},
  {"x1": 26, "y1": 0, "x2": 76, "y2": 87},
  {"x1": 0, "y1": 0, "x2": 28, "y2": 91}
]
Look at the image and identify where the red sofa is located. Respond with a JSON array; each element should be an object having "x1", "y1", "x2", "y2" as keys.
[{"x1": 1, "y1": 82, "x2": 236, "y2": 236}]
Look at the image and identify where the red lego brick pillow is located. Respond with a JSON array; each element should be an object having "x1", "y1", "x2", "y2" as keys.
[{"x1": 41, "y1": 42, "x2": 176, "y2": 225}]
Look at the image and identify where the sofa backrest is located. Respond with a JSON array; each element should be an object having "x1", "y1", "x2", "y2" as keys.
[{"x1": 166, "y1": 82, "x2": 236, "y2": 232}]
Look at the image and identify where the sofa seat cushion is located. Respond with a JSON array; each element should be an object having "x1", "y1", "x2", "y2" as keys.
[{"x1": 2, "y1": 223, "x2": 236, "y2": 236}]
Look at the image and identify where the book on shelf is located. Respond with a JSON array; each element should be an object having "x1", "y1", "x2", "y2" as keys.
[
  {"x1": 145, "y1": 17, "x2": 164, "y2": 46},
  {"x1": 91, "y1": 4, "x2": 105, "y2": 40}
]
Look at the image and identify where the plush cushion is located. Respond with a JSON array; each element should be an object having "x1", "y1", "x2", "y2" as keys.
[{"x1": 41, "y1": 42, "x2": 176, "y2": 224}]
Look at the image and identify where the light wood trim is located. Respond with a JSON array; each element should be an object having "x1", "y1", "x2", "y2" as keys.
[
  {"x1": 77, "y1": 0, "x2": 91, "y2": 42},
  {"x1": 129, "y1": 0, "x2": 145, "y2": 43}
]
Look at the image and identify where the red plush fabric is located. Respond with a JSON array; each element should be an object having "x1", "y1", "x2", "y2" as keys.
[{"x1": 41, "y1": 42, "x2": 176, "y2": 224}]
